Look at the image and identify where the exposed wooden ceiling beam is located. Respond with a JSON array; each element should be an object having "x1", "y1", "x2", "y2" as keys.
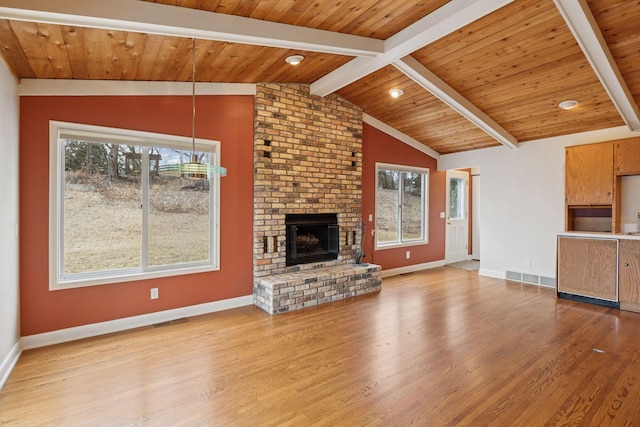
[
  {"x1": 554, "y1": 0, "x2": 640, "y2": 131},
  {"x1": 17, "y1": 79, "x2": 257, "y2": 97},
  {"x1": 0, "y1": 0, "x2": 384, "y2": 57},
  {"x1": 310, "y1": 0, "x2": 515, "y2": 97},
  {"x1": 394, "y1": 56, "x2": 519, "y2": 150}
]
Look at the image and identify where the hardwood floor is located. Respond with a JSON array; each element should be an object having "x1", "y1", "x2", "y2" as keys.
[{"x1": 2, "y1": 267, "x2": 640, "y2": 426}]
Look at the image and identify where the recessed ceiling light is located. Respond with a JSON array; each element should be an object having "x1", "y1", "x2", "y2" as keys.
[
  {"x1": 285, "y1": 55, "x2": 304, "y2": 65},
  {"x1": 389, "y1": 88, "x2": 404, "y2": 98},
  {"x1": 559, "y1": 100, "x2": 579, "y2": 110}
]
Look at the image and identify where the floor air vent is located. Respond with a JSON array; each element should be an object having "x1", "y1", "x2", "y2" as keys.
[
  {"x1": 506, "y1": 271, "x2": 556, "y2": 288},
  {"x1": 506, "y1": 271, "x2": 522, "y2": 281},
  {"x1": 539, "y1": 276, "x2": 556, "y2": 287},
  {"x1": 153, "y1": 318, "x2": 189, "y2": 328}
]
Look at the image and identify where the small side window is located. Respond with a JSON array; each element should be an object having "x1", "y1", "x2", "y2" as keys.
[{"x1": 376, "y1": 163, "x2": 429, "y2": 248}]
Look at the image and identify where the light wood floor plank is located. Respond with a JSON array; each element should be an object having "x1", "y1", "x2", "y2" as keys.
[{"x1": 2, "y1": 267, "x2": 640, "y2": 425}]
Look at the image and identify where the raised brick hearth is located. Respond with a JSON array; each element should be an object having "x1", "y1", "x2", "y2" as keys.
[
  {"x1": 252, "y1": 83, "x2": 381, "y2": 314},
  {"x1": 254, "y1": 263, "x2": 381, "y2": 314}
]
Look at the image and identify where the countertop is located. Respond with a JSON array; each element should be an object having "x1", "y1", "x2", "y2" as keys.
[{"x1": 558, "y1": 231, "x2": 640, "y2": 240}]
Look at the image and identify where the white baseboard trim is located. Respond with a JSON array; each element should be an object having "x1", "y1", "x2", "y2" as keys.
[
  {"x1": 381, "y1": 260, "x2": 446, "y2": 278},
  {"x1": 21, "y1": 295, "x2": 254, "y2": 351},
  {"x1": 479, "y1": 269, "x2": 506, "y2": 279},
  {"x1": 0, "y1": 341, "x2": 22, "y2": 391}
]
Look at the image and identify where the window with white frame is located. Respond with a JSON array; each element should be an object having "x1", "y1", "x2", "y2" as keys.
[
  {"x1": 376, "y1": 163, "x2": 429, "y2": 248},
  {"x1": 49, "y1": 121, "x2": 221, "y2": 289}
]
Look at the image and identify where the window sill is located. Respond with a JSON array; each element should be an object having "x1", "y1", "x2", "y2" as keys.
[
  {"x1": 50, "y1": 264, "x2": 219, "y2": 291},
  {"x1": 375, "y1": 240, "x2": 429, "y2": 251}
]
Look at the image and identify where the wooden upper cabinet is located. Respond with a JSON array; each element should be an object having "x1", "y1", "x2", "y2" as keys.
[
  {"x1": 615, "y1": 137, "x2": 640, "y2": 175},
  {"x1": 565, "y1": 142, "x2": 614, "y2": 205}
]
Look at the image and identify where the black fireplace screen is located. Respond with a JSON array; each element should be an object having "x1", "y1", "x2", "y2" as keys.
[{"x1": 286, "y1": 214, "x2": 339, "y2": 266}]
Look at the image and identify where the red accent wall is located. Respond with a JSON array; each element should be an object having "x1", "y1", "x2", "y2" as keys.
[
  {"x1": 362, "y1": 123, "x2": 445, "y2": 270},
  {"x1": 19, "y1": 95, "x2": 255, "y2": 335}
]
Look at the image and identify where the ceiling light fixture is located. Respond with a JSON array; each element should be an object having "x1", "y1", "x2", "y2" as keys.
[
  {"x1": 286, "y1": 55, "x2": 304, "y2": 65},
  {"x1": 181, "y1": 38, "x2": 207, "y2": 179},
  {"x1": 559, "y1": 100, "x2": 579, "y2": 110},
  {"x1": 389, "y1": 88, "x2": 404, "y2": 98}
]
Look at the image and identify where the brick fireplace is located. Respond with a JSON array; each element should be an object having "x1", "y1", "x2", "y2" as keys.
[{"x1": 253, "y1": 83, "x2": 381, "y2": 314}]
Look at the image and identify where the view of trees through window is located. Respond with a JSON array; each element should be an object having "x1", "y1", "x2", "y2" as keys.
[
  {"x1": 448, "y1": 177, "x2": 465, "y2": 220},
  {"x1": 61, "y1": 138, "x2": 213, "y2": 279},
  {"x1": 377, "y1": 170, "x2": 400, "y2": 243},
  {"x1": 376, "y1": 166, "x2": 427, "y2": 246}
]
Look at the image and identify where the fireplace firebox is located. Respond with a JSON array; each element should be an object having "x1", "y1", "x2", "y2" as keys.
[{"x1": 286, "y1": 214, "x2": 339, "y2": 266}]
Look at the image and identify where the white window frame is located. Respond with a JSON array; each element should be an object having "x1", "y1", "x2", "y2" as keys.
[
  {"x1": 49, "y1": 121, "x2": 221, "y2": 290},
  {"x1": 375, "y1": 162, "x2": 429, "y2": 250}
]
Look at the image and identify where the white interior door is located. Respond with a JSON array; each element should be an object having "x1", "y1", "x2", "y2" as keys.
[
  {"x1": 446, "y1": 170, "x2": 469, "y2": 264},
  {"x1": 472, "y1": 174, "x2": 480, "y2": 260}
]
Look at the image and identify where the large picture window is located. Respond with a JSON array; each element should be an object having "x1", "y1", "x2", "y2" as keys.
[
  {"x1": 376, "y1": 163, "x2": 429, "y2": 248},
  {"x1": 49, "y1": 121, "x2": 221, "y2": 289}
]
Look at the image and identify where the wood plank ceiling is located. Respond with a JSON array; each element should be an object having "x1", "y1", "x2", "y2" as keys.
[{"x1": 0, "y1": 0, "x2": 638, "y2": 155}]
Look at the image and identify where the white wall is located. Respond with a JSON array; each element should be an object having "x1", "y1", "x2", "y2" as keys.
[
  {"x1": 439, "y1": 127, "x2": 638, "y2": 281},
  {"x1": 0, "y1": 61, "x2": 20, "y2": 388},
  {"x1": 621, "y1": 175, "x2": 640, "y2": 232}
]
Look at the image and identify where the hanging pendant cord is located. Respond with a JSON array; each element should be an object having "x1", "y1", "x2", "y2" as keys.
[{"x1": 191, "y1": 37, "x2": 196, "y2": 157}]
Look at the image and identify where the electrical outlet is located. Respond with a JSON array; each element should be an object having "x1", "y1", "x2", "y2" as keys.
[
  {"x1": 406, "y1": 250, "x2": 411, "y2": 259},
  {"x1": 524, "y1": 258, "x2": 532, "y2": 268},
  {"x1": 368, "y1": 214, "x2": 373, "y2": 222},
  {"x1": 150, "y1": 288, "x2": 159, "y2": 299},
  {"x1": 440, "y1": 212, "x2": 446, "y2": 219}
]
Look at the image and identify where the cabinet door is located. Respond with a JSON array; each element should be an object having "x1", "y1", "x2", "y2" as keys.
[
  {"x1": 565, "y1": 142, "x2": 613, "y2": 205},
  {"x1": 619, "y1": 240, "x2": 640, "y2": 306},
  {"x1": 615, "y1": 138, "x2": 640, "y2": 175},
  {"x1": 557, "y1": 236, "x2": 618, "y2": 301}
]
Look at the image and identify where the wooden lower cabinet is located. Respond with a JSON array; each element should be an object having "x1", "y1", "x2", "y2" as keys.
[
  {"x1": 557, "y1": 236, "x2": 618, "y2": 302},
  {"x1": 619, "y1": 239, "x2": 640, "y2": 311}
]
